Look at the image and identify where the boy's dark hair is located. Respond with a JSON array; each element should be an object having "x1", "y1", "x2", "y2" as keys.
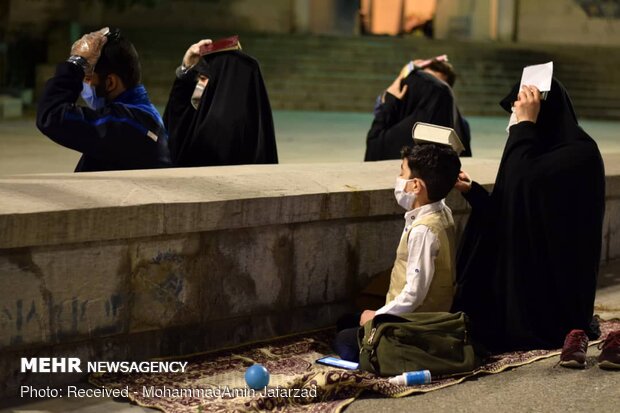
[
  {"x1": 94, "y1": 33, "x2": 141, "y2": 89},
  {"x1": 425, "y1": 60, "x2": 456, "y2": 87},
  {"x1": 401, "y1": 144, "x2": 461, "y2": 202}
]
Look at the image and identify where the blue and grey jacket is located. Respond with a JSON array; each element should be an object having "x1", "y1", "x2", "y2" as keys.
[{"x1": 37, "y1": 62, "x2": 172, "y2": 172}]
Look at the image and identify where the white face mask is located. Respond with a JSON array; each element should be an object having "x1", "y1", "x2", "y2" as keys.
[
  {"x1": 190, "y1": 83, "x2": 205, "y2": 110},
  {"x1": 506, "y1": 107, "x2": 518, "y2": 133},
  {"x1": 394, "y1": 177, "x2": 417, "y2": 210},
  {"x1": 81, "y1": 82, "x2": 106, "y2": 110}
]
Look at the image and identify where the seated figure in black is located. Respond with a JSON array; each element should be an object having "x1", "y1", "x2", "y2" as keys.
[{"x1": 452, "y1": 79, "x2": 605, "y2": 353}]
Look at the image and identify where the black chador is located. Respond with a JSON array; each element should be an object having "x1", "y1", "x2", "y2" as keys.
[
  {"x1": 453, "y1": 79, "x2": 605, "y2": 352},
  {"x1": 365, "y1": 70, "x2": 471, "y2": 161},
  {"x1": 164, "y1": 51, "x2": 278, "y2": 167}
]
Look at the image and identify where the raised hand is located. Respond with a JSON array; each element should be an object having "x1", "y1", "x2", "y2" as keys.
[
  {"x1": 182, "y1": 39, "x2": 213, "y2": 69},
  {"x1": 513, "y1": 85, "x2": 541, "y2": 124},
  {"x1": 70, "y1": 27, "x2": 109, "y2": 76}
]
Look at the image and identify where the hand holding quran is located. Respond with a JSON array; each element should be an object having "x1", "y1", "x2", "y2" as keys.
[
  {"x1": 198, "y1": 35, "x2": 242, "y2": 55},
  {"x1": 182, "y1": 36, "x2": 243, "y2": 70},
  {"x1": 183, "y1": 39, "x2": 213, "y2": 68},
  {"x1": 399, "y1": 54, "x2": 449, "y2": 79},
  {"x1": 183, "y1": 35, "x2": 241, "y2": 68}
]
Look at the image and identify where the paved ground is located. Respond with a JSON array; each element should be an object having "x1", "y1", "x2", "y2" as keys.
[{"x1": 1, "y1": 111, "x2": 620, "y2": 175}]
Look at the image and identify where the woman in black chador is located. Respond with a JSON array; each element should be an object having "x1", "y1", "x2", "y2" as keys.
[
  {"x1": 365, "y1": 62, "x2": 471, "y2": 161},
  {"x1": 164, "y1": 42, "x2": 277, "y2": 167},
  {"x1": 452, "y1": 79, "x2": 605, "y2": 352}
]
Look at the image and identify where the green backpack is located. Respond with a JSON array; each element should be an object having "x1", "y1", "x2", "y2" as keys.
[{"x1": 358, "y1": 311, "x2": 478, "y2": 377}]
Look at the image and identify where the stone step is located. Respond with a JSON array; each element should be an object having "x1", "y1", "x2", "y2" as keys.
[
  {"x1": 143, "y1": 71, "x2": 619, "y2": 89},
  {"x1": 122, "y1": 30, "x2": 620, "y2": 119}
]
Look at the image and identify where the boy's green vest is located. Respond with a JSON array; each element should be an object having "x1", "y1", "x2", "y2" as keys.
[{"x1": 385, "y1": 207, "x2": 456, "y2": 312}]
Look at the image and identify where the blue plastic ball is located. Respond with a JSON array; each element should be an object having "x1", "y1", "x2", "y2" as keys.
[{"x1": 244, "y1": 364, "x2": 270, "y2": 390}]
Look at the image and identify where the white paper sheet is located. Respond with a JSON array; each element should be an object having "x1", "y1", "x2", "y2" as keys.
[{"x1": 519, "y1": 61, "x2": 553, "y2": 92}]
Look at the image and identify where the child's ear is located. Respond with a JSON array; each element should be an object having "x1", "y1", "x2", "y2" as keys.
[{"x1": 410, "y1": 178, "x2": 425, "y2": 194}]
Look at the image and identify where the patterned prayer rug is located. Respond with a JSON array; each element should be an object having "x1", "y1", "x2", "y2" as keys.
[{"x1": 90, "y1": 319, "x2": 620, "y2": 413}]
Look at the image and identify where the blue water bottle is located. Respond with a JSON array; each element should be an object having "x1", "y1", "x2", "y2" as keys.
[{"x1": 388, "y1": 370, "x2": 431, "y2": 386}]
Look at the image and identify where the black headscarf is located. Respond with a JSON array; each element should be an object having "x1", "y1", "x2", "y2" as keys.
[
  {"x1": 453, "y1": 78, "x2": 605, "y2": 352},
  {"x1": 364, "y1": 70, "x2": 471, "y2": 161},
  {"x1": 164, "y1": 51, "x2": 278, "y2": 166}
]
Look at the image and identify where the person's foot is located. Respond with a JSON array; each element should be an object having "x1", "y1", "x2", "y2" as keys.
[
  {"x1": 598, "y1": 330, "x2": 620, "y2": 370},
  {"x1": 560, "y1": 329, "x2": 588, "y2": 368}
]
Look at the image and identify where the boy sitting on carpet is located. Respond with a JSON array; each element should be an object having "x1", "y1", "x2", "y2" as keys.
[{"x1": 335, "y1": 144, "x2": 461, "y2": 361}]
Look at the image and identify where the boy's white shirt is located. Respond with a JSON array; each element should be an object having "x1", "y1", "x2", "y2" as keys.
[{"x1": 375, "y1": 199, "x2": 447, "y2": 316}]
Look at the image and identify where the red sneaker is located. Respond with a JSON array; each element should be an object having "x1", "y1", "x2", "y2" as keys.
[
  {"x1": 598, "y1": 330, "x2": 620, "y2": 370},
  {"x1": 560, "y1": 329, "x2": 588, "y2": 368}
]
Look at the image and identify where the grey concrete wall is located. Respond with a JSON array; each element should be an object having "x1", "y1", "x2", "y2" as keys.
[
  {"x1": 517, "y1": 0, "x2": 620, "y2": 46},
  {"x1": 434, "y1": 0, "x2": 495, "y2": 41},
  {"x1": 7, "y1": 0, "x2": 295, "y2": 35},
  {"x1": 0, "y1": 155, "x2": 619, "y2": 397}
]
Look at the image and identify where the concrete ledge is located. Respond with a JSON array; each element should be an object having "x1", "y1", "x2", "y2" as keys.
[
  {"x1": 0, "y1": 154, "x2": 619, "y2": 397},
  {"x1": 0, "y1": 160, "x2": 501, "y2": 249}
]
